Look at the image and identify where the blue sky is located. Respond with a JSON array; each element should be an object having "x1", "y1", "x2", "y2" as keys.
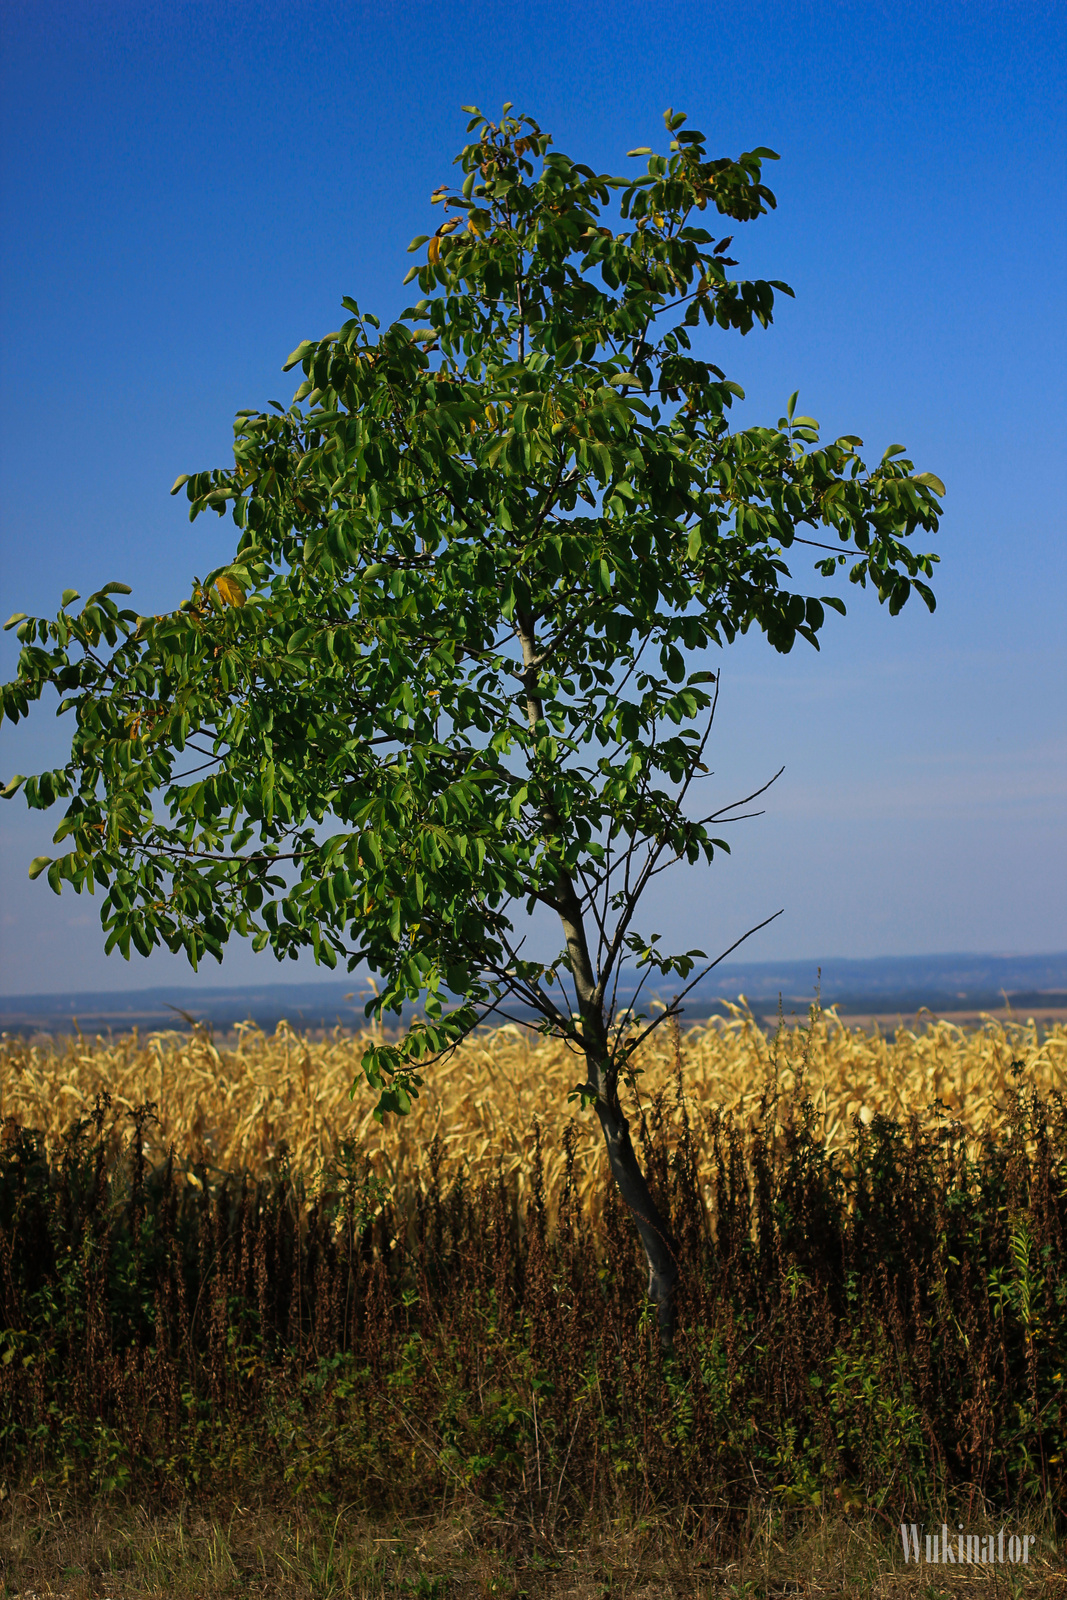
[{"x1": 1, "y1": 0, "x2": 1064, "y2": 994}]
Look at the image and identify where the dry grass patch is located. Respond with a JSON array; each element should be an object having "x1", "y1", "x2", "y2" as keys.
[{"x1": 2, "y1": 1488, "x2": 1063, "y2": 1597}]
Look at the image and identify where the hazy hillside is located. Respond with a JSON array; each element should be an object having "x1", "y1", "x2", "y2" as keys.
[{"x1": 2, "y1": 952, "x2": 1065, "y2": 1035}]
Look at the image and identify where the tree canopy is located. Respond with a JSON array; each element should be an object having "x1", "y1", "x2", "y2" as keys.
[{"x1": 1, "y1": 106, "x2": 942, "y2": 1346}]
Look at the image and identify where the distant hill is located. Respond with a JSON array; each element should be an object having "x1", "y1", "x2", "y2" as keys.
[
  {"x1": 1, "y1": 952, "x2": 1065, "y2": 1035},
  {"x1": 0, "y1": 981, "x2": 367, "y2": 1038},
  {"x1": 676, "y1": 951, "x2": 1067, "y2": 1017}
]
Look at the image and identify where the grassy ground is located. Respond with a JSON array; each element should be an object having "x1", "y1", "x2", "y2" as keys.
[{"x1": 3, "y1": 1490, "x2": 1064, "y2": 1598}]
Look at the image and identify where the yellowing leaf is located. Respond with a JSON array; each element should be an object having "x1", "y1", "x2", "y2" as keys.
[{"x1": 215, "y1": 575, "x2": 246, "y2": 608}]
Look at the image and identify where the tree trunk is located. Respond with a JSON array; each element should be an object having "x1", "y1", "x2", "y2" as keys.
[
  {"x1": 515, "y1": 606, "x2": 679, "y2": 1354},
  {"x1": 592, "y1": 1076, "x2": 679, "y2": 1354}
]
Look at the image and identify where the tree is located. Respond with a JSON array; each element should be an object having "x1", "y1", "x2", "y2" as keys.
[{"x1": 1, "y1": 106, "x2": 942, "y2": 1352}]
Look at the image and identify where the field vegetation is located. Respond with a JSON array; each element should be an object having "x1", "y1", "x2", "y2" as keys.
[
  {"x1": 3, "y1": 1004, "x2": 1065, "y2": 1229},
  {"x1": 1, "y1": 1007, "x2": 1065, "y2": 1596}
]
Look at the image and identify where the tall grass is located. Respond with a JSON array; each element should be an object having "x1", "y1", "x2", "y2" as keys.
[{"x1": 1, "y1": 1008, "x2": 1064, "y2": 1552}]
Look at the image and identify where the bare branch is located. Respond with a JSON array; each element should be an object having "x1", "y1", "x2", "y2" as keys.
[
  {"x1": 621, "y1": 908, "x2": 785, "y2": 1057},
  {"x1": 489, "y1": 930, "x2": 580, "y2": 1037},
  {"x1": 702, "y1": 766, "x2": 785, "y2": 821}
]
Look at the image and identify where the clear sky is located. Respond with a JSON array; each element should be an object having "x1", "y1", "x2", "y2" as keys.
[{"x1": 1, "y1": 0, "x2": 1064, "y2": 995}]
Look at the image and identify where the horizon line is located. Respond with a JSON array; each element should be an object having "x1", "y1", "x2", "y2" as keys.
[{"x1": 2, "y1": 949, "x2": 1065, "y2": 1005}]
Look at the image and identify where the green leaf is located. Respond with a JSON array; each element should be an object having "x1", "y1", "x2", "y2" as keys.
[
  {"x1": 913, "y1": 472, "x2": 946, "y2": 496},
  {"x1": 282, "y1": 339, "x2": 316, "y2": 372},
  {"x1": 3, "y1": 614, "x2": 27, "y2": 631},
  {"x1": 28, "y1": 855, "x2": 52, "y2": 880}
]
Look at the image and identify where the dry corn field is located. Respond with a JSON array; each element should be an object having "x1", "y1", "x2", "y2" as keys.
[{"x1": 3, "y1": 1006, "x2": 1063, "y2": 1226}]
